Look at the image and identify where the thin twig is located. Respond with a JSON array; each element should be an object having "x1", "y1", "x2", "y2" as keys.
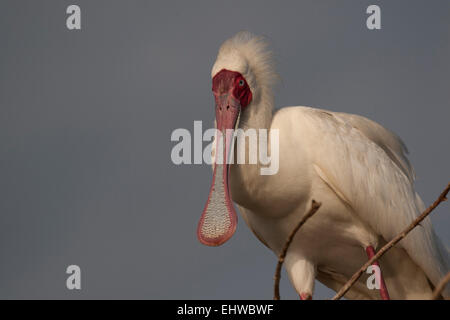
[
  {"x1": 332, "y1": 182, "x2": 450, "y2": 300},
  {"x1": 431, "y1": 271, "x2": 450, "y2": 300},
  {"x1": 273, "y1": 200, "x2": 321, "y2": 300}
]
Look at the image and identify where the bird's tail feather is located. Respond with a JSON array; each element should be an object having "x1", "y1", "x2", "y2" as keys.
[
  {"x1": 415, "y1": 193, "x2": 450, "y2": 298},
  {"x1": 432, "y1": 232, "x2": 450, "y2": 298}
]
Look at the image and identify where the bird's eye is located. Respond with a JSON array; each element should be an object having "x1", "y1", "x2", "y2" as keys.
[{"x1": 239, "y1": 79, "x2": 245, "y2": 87}]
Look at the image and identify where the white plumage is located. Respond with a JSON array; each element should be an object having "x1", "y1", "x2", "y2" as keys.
[{"x1": 203, "y1": 32, "x2": 449, "y2": 299}]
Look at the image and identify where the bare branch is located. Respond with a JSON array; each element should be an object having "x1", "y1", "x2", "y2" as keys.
[
  {"x1": 432, "y1": 271, "x2": 450, "y2": 300},
  {"x1": 332, "y1": 182, "x2": 450, "y2": 300},
  {"x1": 273, "y1": 200, "x2": 321, "y2": 300}
]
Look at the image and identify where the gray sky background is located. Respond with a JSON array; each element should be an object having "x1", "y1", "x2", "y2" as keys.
[{"x1": 0, "y1": 0, "x2": 449, "y2": 299}]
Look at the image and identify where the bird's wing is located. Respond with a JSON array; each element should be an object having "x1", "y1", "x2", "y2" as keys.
[
  {"x1": 301, "y1": 107, "x2": 449, "y2": 296},
  {"x1": 333, "y1": 112, "x2": 415, "y2": 183}
]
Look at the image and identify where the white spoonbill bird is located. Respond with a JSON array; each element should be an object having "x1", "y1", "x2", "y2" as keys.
[{"x1": 197, "y1": 32, "x2": 449, "y2": 299}]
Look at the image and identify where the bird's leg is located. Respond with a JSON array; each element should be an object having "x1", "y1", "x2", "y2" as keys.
[
  {"x1": 365, "y1": 245, "x2": 390, "y2": 300},
  {"x1": 299, "y1": 293, "x2": 312, "y2": 300},
  {"x1": 285, "y1": 255, "x2": 315, "y2": 301}
]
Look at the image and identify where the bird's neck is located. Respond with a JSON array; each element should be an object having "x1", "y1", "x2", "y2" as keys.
[
  {"x1": 229, "y1": 90, "x2": 275, "y2": 210},
  {"x1": 238, "y1": 91, "x2": 274, "y2": 131}
]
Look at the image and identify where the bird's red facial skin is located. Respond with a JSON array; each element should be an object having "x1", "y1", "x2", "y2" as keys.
[{"x1": 212, "y1": 69, "x2": 252, "y2": 108}]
